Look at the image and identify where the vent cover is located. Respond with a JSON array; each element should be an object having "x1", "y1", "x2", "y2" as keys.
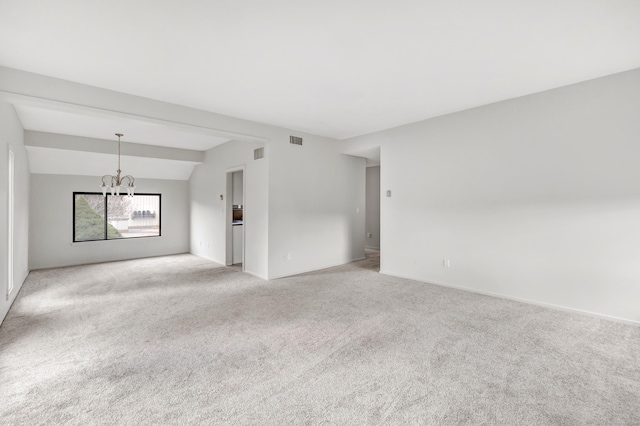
[
  {"x1": 289, "y1": 135, "x2": 303, "y2": 146},
  {"x1": 254, "y1": 147, "x2": 264, "y2": 160}
]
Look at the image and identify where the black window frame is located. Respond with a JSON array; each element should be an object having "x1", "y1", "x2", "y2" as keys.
[{"x1": 73, "y1": 192, "x2": 162, "y2": 243}]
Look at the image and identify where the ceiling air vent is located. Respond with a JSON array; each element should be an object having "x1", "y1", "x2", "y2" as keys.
[
  {"x1": 254, "y1": 147, "x2": 264, "y2": 160},
  {"x1": 290, "y1": 135, "x2": 303, "y2": 146}
]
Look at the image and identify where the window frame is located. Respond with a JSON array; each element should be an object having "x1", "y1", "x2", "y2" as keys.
[{"x1": 72, "y1": 192, "x2": 162, "y2": 243}]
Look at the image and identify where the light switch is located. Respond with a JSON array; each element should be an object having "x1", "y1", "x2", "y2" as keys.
[{"x1": 386, "y1": 190, "x2": 391, "y2": 197}]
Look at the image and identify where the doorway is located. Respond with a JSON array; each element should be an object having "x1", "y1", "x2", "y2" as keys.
[
  {"x1": 365, "y1": 164, "x2": 380, "y2": 271},
  {"x1": 225, "y1": 168, "x2": 244, "y2": 268},
  {"x1": 7, "y1": 148, "x2": 14, "y2": 299}
]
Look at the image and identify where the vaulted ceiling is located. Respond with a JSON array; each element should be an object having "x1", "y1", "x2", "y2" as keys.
[{"x1": 1, "y1": 0, "x2": 639, "y2": 178}]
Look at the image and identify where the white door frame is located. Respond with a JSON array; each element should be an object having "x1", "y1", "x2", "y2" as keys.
[
  {"x1": 225, "y1": 165, "x2": 245, "y2": 268},
  {"x1": 7, "y1": 148, "x2": 14, "y2": 300}
]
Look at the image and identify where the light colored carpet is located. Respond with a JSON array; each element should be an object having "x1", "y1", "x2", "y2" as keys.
[{"x1": 1, "y1": 251, "x2": 639, "y2": 425}]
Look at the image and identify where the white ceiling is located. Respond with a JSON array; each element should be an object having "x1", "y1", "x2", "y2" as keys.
[{"x1": 1, "y1": 0, "x2": 640, "y2": 141}]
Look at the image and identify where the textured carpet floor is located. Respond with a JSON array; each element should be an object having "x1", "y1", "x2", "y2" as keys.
[{"x1": 1, "y1": 251, "x2": 639, "y2": 425}]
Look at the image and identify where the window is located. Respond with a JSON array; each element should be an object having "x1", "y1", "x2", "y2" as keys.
[{"x1": 73, "y1": 193, "x2": 161, "y2": 242}]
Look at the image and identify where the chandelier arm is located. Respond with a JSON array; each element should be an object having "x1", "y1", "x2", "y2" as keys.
[
  {"x1": 121, "y1": 175, "x2": 135, "y2": 186},
  {"x1": 100, "y1": 175, "x2": 120, "y2": 186}
]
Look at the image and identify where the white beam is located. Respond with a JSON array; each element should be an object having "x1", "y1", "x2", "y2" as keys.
[{"x1": 25, "y1": 131, "x2": 204, "y2": 163}]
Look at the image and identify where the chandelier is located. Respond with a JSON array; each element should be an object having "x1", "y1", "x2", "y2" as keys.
[{"x1": 100, "y1": 133, "x2": 136, "y2": 197}]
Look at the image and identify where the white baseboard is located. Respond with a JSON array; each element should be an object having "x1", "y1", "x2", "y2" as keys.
[
  {"x1": 270, "y1": 256, "x2": 366, "y2": 280},
  {"x1": 379, "y1": 269, "x2": 640, "y2": 327},
  {"x1": 243, "y1": 269, "x2": 268, "y2": 280},
  {"x1": 1, "y1": 269, "x2": 30, "y2": 325}
]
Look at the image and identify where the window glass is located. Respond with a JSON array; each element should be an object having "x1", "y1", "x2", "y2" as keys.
[
  {"x1": 73, "y1": 193, "x2": 161, "y2": 242},
  {"x1": 111, "y1": 194, "x2": 161, "y2": 239},
  {"x1": 74, "y1": 194, "x2": 107, "y2": 241}
]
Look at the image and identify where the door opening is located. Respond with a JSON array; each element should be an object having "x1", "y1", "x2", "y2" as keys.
[
  {"x1": 365, "y1": 163, "x2": 381, "y2": 272},
  {"x1": 225, "y1": 168, "x2": 244, "y2": 268},
  {"x1": 7, "y1": 148, "x2": 14, "y2": 299}
]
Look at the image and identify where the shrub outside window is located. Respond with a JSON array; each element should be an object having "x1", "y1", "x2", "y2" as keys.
[{"x1": 73, "y1": 193, "x2": 161, "y2": 242}]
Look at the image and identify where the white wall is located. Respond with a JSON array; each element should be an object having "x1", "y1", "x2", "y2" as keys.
[
  {"x1": 344, "y1": 68, "x2": 640, "y2": 324},
  {"x1": 29, "y1": 175, "x2": 189, "y2": 269},
  {"x1": 365, "y1": 166, "x2": 380, "y2": 249},
  {"x1": 190, "y1": 140, "x2": 269, "y2": 278},
  {"x1": 0, "y1": 102, "x2": 30, "y2": 324},
  {"x1": 191, "y1": 133, "x2": 366, "y2": 281},
  {"x1": 268, "y1": 135, "x2": 366, "y2": 279}
]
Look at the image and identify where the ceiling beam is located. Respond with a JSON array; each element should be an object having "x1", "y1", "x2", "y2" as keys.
[
  {"x1": 25, "y1": 131, "x2": 205, "y2": 163},
  {"x1": 0, "y1": 66, "x2": 270, "y2": 144}
]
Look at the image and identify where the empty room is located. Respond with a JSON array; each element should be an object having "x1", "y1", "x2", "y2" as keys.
[{"x1": 1, "y1": 1, "x2": 639, "y2": 424}]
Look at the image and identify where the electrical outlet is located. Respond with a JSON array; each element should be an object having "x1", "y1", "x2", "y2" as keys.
[{"x1": 443, "y1": 259, "x2": 451, "y2": 268}]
